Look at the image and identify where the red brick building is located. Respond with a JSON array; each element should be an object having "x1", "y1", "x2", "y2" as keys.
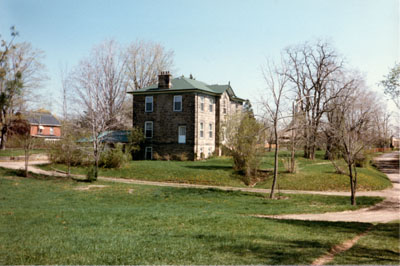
[{"x1": 27, "y1": 111, "x2": 61, "y2": 140}]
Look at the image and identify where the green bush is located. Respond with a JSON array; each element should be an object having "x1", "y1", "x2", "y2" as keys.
[
  {"x1": 49, "y1": 141, "x2": 90, "y2": 166},
  {"x1": 86, "y1": 166, "x2": 97, "y2": 182},
  {"x1": 99, "y1": 145, "x2": 130, "y2": 168},
  {"x1": 355, "y1": 153, "x2": 370, "y2": 168}
]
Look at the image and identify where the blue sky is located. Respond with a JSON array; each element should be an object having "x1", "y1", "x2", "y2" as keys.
[{"x1": 0, "y1": 0, "x2": 399, "y2": 114}]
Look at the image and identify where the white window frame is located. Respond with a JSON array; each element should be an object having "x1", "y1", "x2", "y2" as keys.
[
  {"x1": 200, "y1": 96, "x2": 204, "y2": 111},
  {"x1": 145, "y1": 96, "x2": 153, "y2": 112},
  {"x1": 178, "y1": 126, "x2": 186, "y2": 144},
  {"x1": 200, "y1": 122, "x2": 204, "y2": 138},
  {"x1": 209, "y1": 123, "x2": 213, "y2": 138},
  {"x1": 50, "y1": 127, "x2": 54, "y2": 135},
  {"x1": 145, "y1": 121, "x2": 153, "y2": 138},
  {"x1": 145, "y1": 147, "x2": 153, "y2": 160},
  {"x1": 209, "y1": 98, "x2": 214, "y2": 112},
  {"x1": 173, "y1": 95, "x2": 182, "y2": 111}
]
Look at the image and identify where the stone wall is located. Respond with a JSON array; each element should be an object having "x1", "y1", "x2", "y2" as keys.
[
  {"x1": 133, "y1": 93, "x2": 195, "y2": 160},
  {"x1": 194, "y1": 93, "x2": 217, "y2": 159}
]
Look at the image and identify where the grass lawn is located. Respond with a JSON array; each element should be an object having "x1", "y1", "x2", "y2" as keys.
[
  {"x1": 1, "y1": 169, "x2": 397, "y2": 264},
  {"x1": 0, "y1": 149, "x2": 46, "y2": 157},
  {"x1": 38, "y1": 150, "x2": 392, "y2": 191}
]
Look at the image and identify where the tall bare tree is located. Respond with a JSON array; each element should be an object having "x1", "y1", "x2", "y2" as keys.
[
  {"x1": 71, "y1": 39, "x2": 128, "y2": 179},
  {"x1": 262, "y1": 60, "x2": 289, "y2": 198},
  {"x1": 125, "y1": 40, "x2": 174, "y2": 91},
  {"x1": 327, "y1": 78, "x2": 374, "y2": 205},
  {"x1": 284, "y1": 41, "x2": 352, "y2": 159}
]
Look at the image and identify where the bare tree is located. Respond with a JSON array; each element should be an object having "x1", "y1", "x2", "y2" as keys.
[
  {"x1": 284, "y1": 41, "x2": 352, "y2": 159},
  {"x1": 125, "y1": 40, "x2": 174, "y2": 91},
  {"x1": 262, "y1": 60, "x2": 289, "y2": 198},
  {"x1": 71, "y1": 40, "x2": 128, "y2": 179},
  {"x1": 327, "y1": 79, "x2": 374, "y2": 205}
]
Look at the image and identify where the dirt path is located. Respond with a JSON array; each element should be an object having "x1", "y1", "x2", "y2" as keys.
[
  {"x1": 311, "y1": 225, "x2": 374, "y2": 265},
  {"x1": 0, "y1": 152, "x2": 399, "y2": 223}
]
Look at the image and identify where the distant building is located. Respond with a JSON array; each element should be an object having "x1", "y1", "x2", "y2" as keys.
[
  {"x1": 391, "y1": 136, "x2": 400, "y2": 149},
  {"x1": 26, "y1": 111, "x2": 61, "y2": 140},
  {"x1": 128, "y1": 71, "x2": 245, "y2": 160}
]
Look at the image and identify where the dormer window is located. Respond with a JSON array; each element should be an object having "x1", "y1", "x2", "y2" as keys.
[{"x1": 173, "y1": 95, "x2": 182, "y2": 111}]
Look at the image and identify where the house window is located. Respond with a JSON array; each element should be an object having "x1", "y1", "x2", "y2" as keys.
[
  {"x1": 200, "y1": 122, "x2": 204, "y2": 138},
  {"x1": 209, "y1": 123, "x2": 213, "y2": 138},
  {"x1": 223, "y1": 100, "x2": 227, "y2": 114},
  {"x1": 145, "y1": 147, "x2": 153, "y2": 160},
  {"x1": 199, "y1": 147, "x2": 204, "y2": 158},
  {"x1": 200, "y1": 96, "x2": 204, "y2": 111},
  {"x1": 209, "y1": 98, "x2": 214, "y2": 112},
  {"x1": 38, "y1": 125, "x2": 43, "y2": 134},
  {"x1": 208, "y1": 147, "x2": 212, "y2": 156},
  {"x1": 50, "y1": 127, "x2": 54, "y2": 135},
  {"x1": 145, "y1": 121, "x2": 153, "y2": 138},
  {"x1": 145, "y1": 96, "x2": 153, "y2": 112},
  {"x1": 174, "y1": 95, "x2": 182, "y2": 111},
  {"x1": 178, "y1": 126, "x2": 186, "y2": 144}
]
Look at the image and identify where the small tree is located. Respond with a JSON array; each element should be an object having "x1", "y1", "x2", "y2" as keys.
[
  {"x1": 224, "y1": 112, "x2": 265, "y2": 184},
  {"x1": 262, "y1": 60, "x2": 289, "y2": 198},
  {"x1": 380, "y1": 63, "x2": 400, "y2": 110},
  {"x1": 328, "y1": 82, "x2": 374, "y2": 205},
  {"x1": 126, "y1": 126, "x2": 144, "y2": 155}
]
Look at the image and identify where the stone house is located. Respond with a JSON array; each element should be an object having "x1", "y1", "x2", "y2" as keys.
[{"x1": 128, "y1": 72, "x2": 245, "y2": 160}]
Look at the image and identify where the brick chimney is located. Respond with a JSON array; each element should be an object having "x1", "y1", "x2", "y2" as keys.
[{"x1": 158, "y1": 71, "x2": 172, "y2": 89}]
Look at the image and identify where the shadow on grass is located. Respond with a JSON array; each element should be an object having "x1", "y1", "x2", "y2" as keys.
[
  {"x1": 332, "y1": 222, "x2": 400, "y2": 264},
  {"x1": 193, "y1": 219, "x2": 375, "y2": 264},
  {"x1": 184, "y1": 165, "x2": 233, "y2": 171}
]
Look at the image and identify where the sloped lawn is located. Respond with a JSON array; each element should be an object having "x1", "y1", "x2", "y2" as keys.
[{"x1": 38, "y1": 151, "x2": 392, "y2": 191}]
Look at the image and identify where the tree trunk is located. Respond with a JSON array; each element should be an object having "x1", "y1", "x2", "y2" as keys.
[
  {"x1": 270, "y1": 125, "x2": 279, "y2": 198},
  {"x1": 24, "y1": 139, "x2": 30, "y2": 177},
  {"x1": 290, "y1": 101, "x2": 296, "y2": 172},
  {"x1": 0, "y1": 127, "x2": 7, "y2": 150},
  {"x1": 349, "y1": 163, "x2": 356, "y2": 206}
]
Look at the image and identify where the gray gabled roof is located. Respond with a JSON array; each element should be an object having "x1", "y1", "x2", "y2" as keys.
[
  {"x1": 26, "y1": 112, "x2": 61, "y2": 126},
  {"x1": 128, "y1": 76, "x2": 245, "y2": 102}
]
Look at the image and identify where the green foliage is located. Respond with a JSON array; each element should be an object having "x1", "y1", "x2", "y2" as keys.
[
  {"x1": 224, "y1": 112, "x2": 265, "y2": 181},
  {"x1": 126, "y1": 127, "x2": 145, "y2": 153},
  {"x1": 380, "y1": 63, "x2": 400, "y2": 109},
  {"x1": 85, "y1": 166, "x2": 97, "y2": 182},
  {"x1": 49, "y1": 139, "x2": 90, "y2": 166},
  {"x1": 99, "y1": 144, "x2": 130, "y2": 168}
]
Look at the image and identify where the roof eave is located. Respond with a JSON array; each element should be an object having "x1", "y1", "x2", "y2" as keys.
[{"x1": 128, "y1": 88, "x2": 222, "y2": 97}]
